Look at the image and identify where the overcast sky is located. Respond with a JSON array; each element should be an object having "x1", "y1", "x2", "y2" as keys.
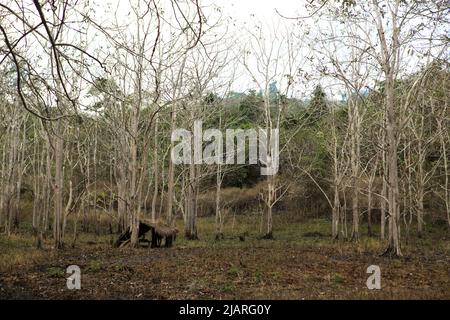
[
  {"x1": 2, "y1": 0, "x2": 445, "y2": 107},
  {"x1": 79, "y1": 0, "x2": 450, "y2": 103},
  {"x1": 210, "y1": 0, "x2": 307, "y2": 22},
  {"x1": 201, "y1": 0, "x2": 317, "y2": 98}
]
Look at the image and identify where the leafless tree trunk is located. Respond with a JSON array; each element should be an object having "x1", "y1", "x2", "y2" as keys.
[
  {"x1": 349, "y1": 97, "x2": 361, "y2": 241},
  {"x1": 151, "y1": 115, "x2": 159, "y2": 221},
  {"x1": 53, "y1": 125, "x2": 64, "y2": 249}
]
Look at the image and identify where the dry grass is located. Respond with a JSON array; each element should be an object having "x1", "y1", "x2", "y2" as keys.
[
  {"x1": 0, "y1": 234, "x2": 49, "y2": 273},
  {"x1": 196, "y1": 182, "x2": 265, "y2": 216}
]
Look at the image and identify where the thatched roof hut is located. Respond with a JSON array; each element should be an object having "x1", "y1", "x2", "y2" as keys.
[
  {"x1": 114, "y1": 219, "x2": 178, "y2": 248},
  {"x1": 140, "y1": 219, "x2": 178, "y2": 237}
]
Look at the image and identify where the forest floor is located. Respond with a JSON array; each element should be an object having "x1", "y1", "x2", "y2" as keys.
[{"x1": 0, "y1": 215, "x2": 449, "y2": 299}]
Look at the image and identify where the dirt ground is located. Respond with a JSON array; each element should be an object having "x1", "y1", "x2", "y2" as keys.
[
  {"x1": 1, "y1": 240, "x2": 449, "y2": 299},
  {"x1": 1, "y1": 216, "x2": 449, "y2": 299}
]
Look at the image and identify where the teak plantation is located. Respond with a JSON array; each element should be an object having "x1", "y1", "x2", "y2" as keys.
[{"x1": 0, "y1": 0, "x2": 449, "y2": 300}]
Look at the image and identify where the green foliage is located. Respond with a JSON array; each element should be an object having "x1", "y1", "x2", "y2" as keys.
[
  {"x1": 236, "y1": 90, "x2": 262, "y2": 127},
  {"x1": 308, "y1": 85, "x2": 329, "y2": 126},
  {"x1": 46, "y1": 266, "x2": 65, "y2": 277},
  {"x1": 86, "y1": 260, "x2": 103, "y2": 272}
]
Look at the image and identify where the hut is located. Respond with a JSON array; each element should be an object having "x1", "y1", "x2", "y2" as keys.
[{"x1": 114, "y1": 220, "x2": 178, "y2": 248}]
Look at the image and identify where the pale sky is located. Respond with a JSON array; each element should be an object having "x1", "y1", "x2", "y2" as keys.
[
  {"x1": 210, "y1": 0, "x2": 307, "y2": 22},
  {"x1": 3, "y1": 0, "x2": 444, "y2": 107},
  {"x1": 83, "y1": 0, "x2": 445, "y2": 102},
  {"x1": 94, "y1": 0, "x2": 317, "y2": 99},
  {"x1": 201, "y1": 0, "x2": 316, "y2": 98}
]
